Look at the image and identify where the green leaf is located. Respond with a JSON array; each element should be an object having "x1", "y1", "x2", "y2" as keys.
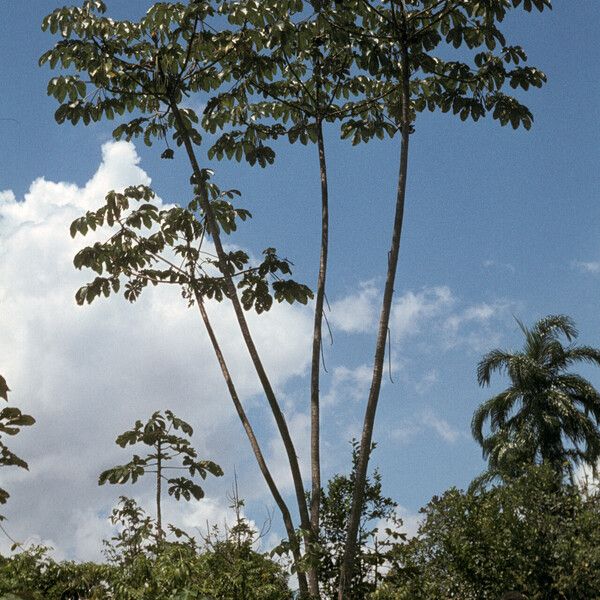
[{"x1": 0, "y1": 376, "x2": 8, "y2": 402}]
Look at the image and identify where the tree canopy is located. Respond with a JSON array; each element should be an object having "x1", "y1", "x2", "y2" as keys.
[{"x1": 472, "y1": 315, "x2": 600, "y2": 481}]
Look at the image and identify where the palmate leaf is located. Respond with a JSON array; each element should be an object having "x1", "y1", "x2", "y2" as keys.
[
  {"x1": 99, "y1": 456, "x2": 148, "y2": 486},
  {"x1": 165, "y1": 410, "x2": 193, "y2": 436},
  {"x1": 0, "y1": 407, "x2": 36, "y2": 433},
  {"x1": 0, "y1": 446, "x2": 29, "y2": 470},
  {"x1": 183, "y1": 456, "x2": 224, "y2": 478},
  {"x1": 167, "y1": 477, "x2": 205, "y2": 502}
]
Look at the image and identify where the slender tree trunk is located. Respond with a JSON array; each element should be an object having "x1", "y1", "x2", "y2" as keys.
[
  {"x1": 337, "y1": 31, "x2": 412, "y2": 600},
  {"x1": 167, "y1": 101, "x2": 311, "y2": 545},
  {"x1": 156, "y1": 441, "x2": 163, "y2": 541},
  {"x1": 306, "y1": 118, "x2": 330, "y2": 598},
  {"x1": 193, "y1": 291, "x2": 309, "y2": 597}
]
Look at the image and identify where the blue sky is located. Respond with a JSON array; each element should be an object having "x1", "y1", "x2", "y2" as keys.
[{"x1": 0, "y1": 0, "x2": 599, "y2": 559}]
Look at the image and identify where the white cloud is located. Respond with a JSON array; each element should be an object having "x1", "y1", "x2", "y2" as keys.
[
  {"x1": 328, "y1": 283, "x2": 511, "y2": 355},
  {"x1": 390, "y1": 410, "x2": 463, "y2": 445},
  {"x1": 483, "y1": 259, "x2": 515, "y2": 274},
  {"x1": 0, "y1": 141, "x2": 314, "y2": 559},
  {"x1": 328, "y1": 281, "x2": 378, "y2": 333},
  {"x1": 414, "y1": 369, "x2": 438, "y2": 395},
  {"x1": 420, "y1": 410, "x2": 462, "y2": 443},
  {"x1": 391, "y1": 286, "x2": 455, "y2": 341},
  {"x1": 265, "y1": 409, "x2": 311, "y2": 495},
  {"x1": 441, "y1": 301, "x2": 511, "y2": 352},
  {"x1": 322, "y1": 364, "x2": 374, "y2": 406},
  {"x1": 572, "y1": 260, "x2": 600, "y2": 274}
]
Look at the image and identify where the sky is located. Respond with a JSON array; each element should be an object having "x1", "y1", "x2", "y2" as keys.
[{"x1": 0, "y1": 0, "x2": 599, "y2": 562}]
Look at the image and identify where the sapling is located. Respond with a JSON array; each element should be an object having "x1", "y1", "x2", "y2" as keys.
[{"x1": 99, "y1": 410, "x2": 223, "y2": 539}]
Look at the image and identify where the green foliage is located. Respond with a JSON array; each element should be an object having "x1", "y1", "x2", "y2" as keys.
[
  {"x1": 334, "y1": 0, "x2": 550, "y2": 141},
  {"x1": 103, "y1": 497, "x2": 163, "y2": 565},
  {"x1": 311, "y1": 443, "x2": 405, "y2": 600},
  {"x1": 195, "y1": 487, "x2": 292, "y2": 600},
  {"x1": 473, "y1": 315, "x2": 600, "y2": 481},
  {"x1": 204, "y1": 0, "x2": 550, "y2": 167},
  {"x1": 377, "y1": 466, "x2": 600, "y2": 600},
  {"x1": 0, "y1": 379, "x2": 35, "y2": 517},
  {"x1": 0, "y1": 490, "x2": 290, "y2": 599},
  {"x1": 0, "y1": 545, "x2": 111, "y2": 600},
  {"x1": 39, "y1": 0, "x2": 553, "y2": 594},
  {"x1": 41, "y1": 0, "x2": 313, "y2": 316},
  {"x1": 69, "y1": 181, "x2": 312, "y2": 312},
  {"x1": 99, "y1": 411, "x2": 223, "y2": 535},
  {"x1": 0, "y1": 521, "x2": 291, "y2": 600}
]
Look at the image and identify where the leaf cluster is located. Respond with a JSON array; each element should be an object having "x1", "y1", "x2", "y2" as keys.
[
  {"x1": 379, "y1": 465, "x2": 600, "y2": 600},
  {"x1": 99, "y1": 410, "x2": 223, "y2": 503},
  {"x1": 40, "y1": 0, "x2": 551, "y2": 327},
  {"x1": 70, "y1": 182, "x2": 312, "y2": 312},
  {"x1": 0, "y1": 379, "x2": 35, "y2": 514}
]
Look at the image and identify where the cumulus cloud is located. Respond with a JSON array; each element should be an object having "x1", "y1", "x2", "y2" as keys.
[
  {"x1": 391, "y1": 286, "x2": 455, "y2": 341},
  {"x1": 328, "y1": 282, "x2": 513, "y2": 357},
  {"x1": 0, "y1": 141, "x2": 314, "y2": 559},
  {"x1": 414, "y1": 369, "x2": 438, "y2": 395},
  {"x1": 328, "y1": 281, "x2": 379, "y2": 333},
  {"x1": 322, "y1": 364, "x2": 374, "y2": 406}
]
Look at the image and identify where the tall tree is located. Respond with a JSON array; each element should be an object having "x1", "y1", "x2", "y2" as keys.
[
  {"x1": 99, "y1": 410, "x2": 223, "y2": 538},
  {"x1": 204, "y1": 6, "x2": 372, "y2": 592},
  {"x1": 41, "y1": 3, "x2": 313, "y2": 593},
  {"x1": 40, "y1": 1, "x2": 552, "y2": 596},
  {"x1": 334, "y1": 1, "x2": 551, "y2": 595},
  {"x1": 472, "y1": 314, "x2": 600, "y2": 480}
]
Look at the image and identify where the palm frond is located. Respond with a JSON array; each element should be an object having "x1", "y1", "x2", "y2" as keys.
[
  {"x1": 564, "y1": 345, "x2": 600, "y2": 368},
  {"x1": 476, "y1": 350, "x2": 513, "y2": 386},
  {"x1": 534, "y1": 314, "x2": 578, "y2": 342}
]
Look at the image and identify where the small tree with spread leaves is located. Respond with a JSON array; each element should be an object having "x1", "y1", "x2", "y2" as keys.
[{"x1": 99, "y1": 410, "x2": 223, "y2": 538}]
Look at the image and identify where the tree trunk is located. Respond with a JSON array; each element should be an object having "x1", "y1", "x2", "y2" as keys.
[
  {"x1": 337, "y1": 25, "x2": 412, "y2": 600},
  {"x1": 306, "y1": 118, "x2": 330, "y2": 598},
  {"x1": 156, "y1": 440, "x2": 163, "y2": 541},
  {"x1": 193, "y1": 291, "x2": 309, "y2": 597},
  {"x1": 167, "y1": 101, "x2": 311, "y2": 547}
]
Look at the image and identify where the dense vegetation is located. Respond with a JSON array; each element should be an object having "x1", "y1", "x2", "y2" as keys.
[{"x1": 2, "y1": 0, "x2": 600, "y2": 598}]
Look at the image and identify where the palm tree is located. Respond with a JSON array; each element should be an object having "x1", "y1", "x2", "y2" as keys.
[{"x1": 472, "y1": 315, "x2": 600, "y2": 479}]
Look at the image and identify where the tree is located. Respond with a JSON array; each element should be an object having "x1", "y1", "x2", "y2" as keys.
[
  {"x1": 313, "y1": 443, "x2": 405, "y2": 600},
  {"x1": 41, "y1": 2, "x2": 314, "y2": 590},
  {"x1": 0, "y1": 544, "x2": 111, "y2": 600},
  {"x1": 99, "y1": 410, "x2": 223, "y2": 538},
  {"x1": 0, "y1": 376, "x2": 35, "y2": 519},
  {"x1": 40, "y1": 1, "x2": 551, "y2": 596},
  {"x1": 375, "y1": 465, "x2": 600, "y2": 600},
  {"x1": 206, "y1": 14, "x2": 363, "y2": 589},
  {"x1": 334, "y1": 2, "x2": 551, "y2": 594},
  {"x1": 472, "y1": 315, "x2": 600, "y2": 481}
]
